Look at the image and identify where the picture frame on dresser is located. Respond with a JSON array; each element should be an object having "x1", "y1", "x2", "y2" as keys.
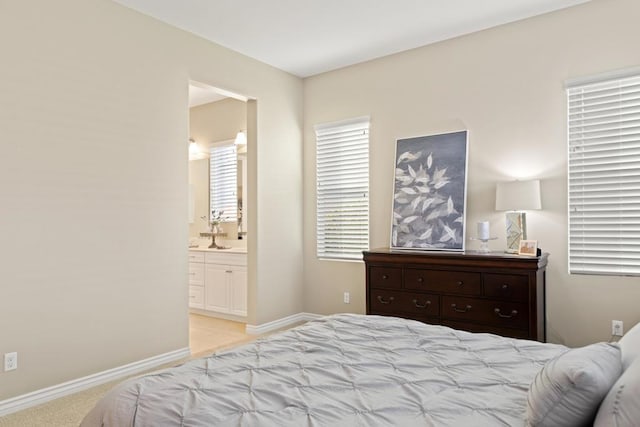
[
  {"x1": 391, "y1": 130, "x2": 468, "y2": 251},
  {"x1": 519, "y1": 239, "x2": 538, "y2": 256}
]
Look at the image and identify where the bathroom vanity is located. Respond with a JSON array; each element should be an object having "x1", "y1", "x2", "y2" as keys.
[{"x1": 188, "y1": 248, "x2": 247, "y2": 318}]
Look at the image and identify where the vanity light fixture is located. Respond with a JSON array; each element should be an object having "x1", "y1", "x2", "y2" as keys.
[
  {"x1": 234, "y1": 130, "x2": 247, "y2": 145},
  {"x1": 188, "y1": 138, "x2": 207, "y2": 161}
]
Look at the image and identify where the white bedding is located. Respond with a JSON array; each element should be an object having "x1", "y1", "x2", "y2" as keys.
[{"x1": 81, "y1": 314, "x2": 567, "y2": 426}]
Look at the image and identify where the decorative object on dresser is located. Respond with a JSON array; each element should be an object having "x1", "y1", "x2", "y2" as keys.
[
  {"x1": 519, "y1": 239, "x2": 538, "y2": 256},
  {"x1": 470, "y1": 220, "x2": 497, "y2": 253},
  {"x1": 477, "y1": 220, "x2": 490, "y2": 240},
  {"x1": 495, "y1": 179, "x2": 542, "y2": 253},
  {"x1": 363, "y1": 248, "x2": 547, "y2": 341},
  {"x1": 391, "y1": 130, "x2": 468, "y2": 251}
]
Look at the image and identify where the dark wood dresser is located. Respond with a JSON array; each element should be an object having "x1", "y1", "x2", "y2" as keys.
[{"x1": 364, "y1": 249, "x2": 548, "y2": 342}]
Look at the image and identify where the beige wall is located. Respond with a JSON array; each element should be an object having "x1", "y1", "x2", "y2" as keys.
[
  {"x1": 189, "y1": 98, "x2": 247, "y2": 242},
  {"x1": 0, "y1": 0, "x2": 303, "y2": 401},
  {"x1": 4, "y1": 0, "x2": 637, "y2": 406},
  {"x1": 303, "y1": 0, "x2": 640, "y2": 347}
]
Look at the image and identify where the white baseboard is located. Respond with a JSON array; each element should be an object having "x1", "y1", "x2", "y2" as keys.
[
  {"x1": 0, "y1": 313, "x2": 324, "y2": 416},
  {"x1": 246, "y1": 312, "x2": 322, "y2": 335},
  {"x1": 189, "y1": 307, "x2": 247, "y2": 323},
  {"x1": 0, "y1": 347, "x2": 190, "y2": 417}
]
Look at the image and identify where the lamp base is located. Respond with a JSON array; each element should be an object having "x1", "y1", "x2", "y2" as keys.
[{"x1": 505, "y1": 211, "x2": 527, "y2": 254}]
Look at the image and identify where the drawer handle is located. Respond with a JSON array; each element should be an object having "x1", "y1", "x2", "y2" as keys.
[
  {"x1": 417, "y1": 277, "x2": 424, "y2": 283},
  {"x1": 377, "y1": 295, "x2": 395, "y2": 304},
  {"x1": 501, "y1": 284, "x2": 509, "y2": 290},
  {"x1": 494, "y1": 308, "x2": 518, "y2": 318},
  {"x1": 382, "y1": 274, "x2": 389, "y2": 280},
  {"x1": 225, "y1": 270, "x2": 232, "y2": 273},
  {"x1": 189, "y1": 272, "x2": 196, "y2": 276},
  {"x1": 413, "y1": 299, "x2": 431, "y2": 309},
  {"x1": 457, "y1": 281, "x2": 464, "y2": 286},
  {"x1": 451, "y1": 303, "x2": 472, "y2": 313}
]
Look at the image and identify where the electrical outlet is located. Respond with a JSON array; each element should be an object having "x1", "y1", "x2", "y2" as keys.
[
  {"x1": 4, "y1": 352, "x2": 17, "y2": 372},
  {"x1": 343, "y1": 292, "x2": 350, "y2": 304},
  {"x1": 612, "y1": 320, "x2": 624, "y2": 337}
]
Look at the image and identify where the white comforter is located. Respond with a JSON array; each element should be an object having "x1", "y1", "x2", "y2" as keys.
[{"x1": 81, "y1": 314, "x2": 566, "y2": 426}]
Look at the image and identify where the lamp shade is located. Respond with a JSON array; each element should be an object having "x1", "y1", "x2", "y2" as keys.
[{"x1": 495, "y1": 179, "x2": 541, "y2": 211}]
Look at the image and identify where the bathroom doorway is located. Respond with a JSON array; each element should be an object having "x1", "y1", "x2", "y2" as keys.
[{"x1": 186, "y1": 80, "x2": 253, "y2": 356}]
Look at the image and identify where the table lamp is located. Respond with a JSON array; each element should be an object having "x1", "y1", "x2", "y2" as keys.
[{"x1": 495, "y1": 179, "x2": 541, "y2": 254}]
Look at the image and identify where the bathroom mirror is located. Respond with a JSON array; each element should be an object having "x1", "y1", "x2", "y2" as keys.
[
  {"x1": 188, "y1": 140, "x2": 245, "y2": 241},
  {"x1": 188, "y1": 91, "x2": 248, "y2": 242}
]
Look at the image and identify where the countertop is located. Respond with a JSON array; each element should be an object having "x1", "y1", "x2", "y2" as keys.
[{"x1": 188, "y1": 246, "x2": 247, "y2": 254}]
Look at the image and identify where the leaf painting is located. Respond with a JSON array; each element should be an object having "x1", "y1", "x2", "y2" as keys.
[{"x1": 391, "y1": 131, "x2": 468, "y2": 250}]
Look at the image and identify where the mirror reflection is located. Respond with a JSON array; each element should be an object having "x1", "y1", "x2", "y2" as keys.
[{"x1": 188, "y1": 85, "x2": 248, "y2": 248}]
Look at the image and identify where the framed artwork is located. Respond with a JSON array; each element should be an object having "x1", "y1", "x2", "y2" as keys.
[
  {"x1": 391, "y1": 130, "x2": 468, "y2": 251},
  {"x1": 518, "y1": 239, "x2": 538, "y2": 256}
]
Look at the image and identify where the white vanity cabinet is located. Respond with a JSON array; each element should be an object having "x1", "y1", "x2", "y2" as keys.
[
  {"x1": 188, "y1": 250, "x2": 247, "y2": 317},
  {"x1": 188, "y1": 251, "x2": 205, "y2": 309}
]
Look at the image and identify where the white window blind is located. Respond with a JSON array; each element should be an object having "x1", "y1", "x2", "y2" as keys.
[
  {"x1": 567, "y1": 72, "x2": 640, "y2": 275},
  {"x1": 210, "y1": 143, "x2": 237, "y2": 222},
  {"x1": 315, "y1": 117, "x2": 370, "y2": 261}
]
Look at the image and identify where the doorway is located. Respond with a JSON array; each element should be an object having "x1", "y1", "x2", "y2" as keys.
[{"x1": 187, "y1": 80, "x2": 252, "y2": 356}]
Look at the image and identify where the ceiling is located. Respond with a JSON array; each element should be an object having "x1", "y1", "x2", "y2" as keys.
[
  {"x1": 188, "y1": 83, "x2": 227, "y2": 107},
  {"x1": 114, "y1": 0, "x2": 590, "y2": 78}
]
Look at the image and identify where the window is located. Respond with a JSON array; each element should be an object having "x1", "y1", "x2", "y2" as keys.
[
  {"x1": 315, "y1": 117, "x2": 370, "y2": 260},
  {"x1": 567, "y1": 70, "x2": 640, "y2": 275},
  {"x1": 209, "y1": 142, "x2": 237, "y2": 222}
]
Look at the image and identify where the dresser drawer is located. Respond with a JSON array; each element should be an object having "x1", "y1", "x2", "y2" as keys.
[
  {"x1": 370, "y1": 289, "x2": 439, "y2": 317},
  {"x1": 442, "y1": 296, "x2": 528, "y2": 329},
  {"x1": 404, "y1": 269, "x2": 481, "y2": 296},
  {"x1": 484, "y1": 274, "x2": 529, "y2": 302},
  {"x1": 369, "y1": 267, "x2": 402, "y2": 289}
]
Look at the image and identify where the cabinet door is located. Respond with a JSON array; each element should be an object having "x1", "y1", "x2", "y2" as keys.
[
  {"x1": 204, "y1": 264, "x2": 229, "y2": 313},
  {"x1": 229, "y1": 266, "x2": 247, "y2": 316}
]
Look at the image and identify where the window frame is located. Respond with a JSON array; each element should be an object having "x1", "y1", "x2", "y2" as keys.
[
  {"x1": 209, "y1": 139, "x2": 238, "y2": 223},
  {"x1": 315, "y1": 117, "x2": 370, "y2": 261},
  {"x1": 566, "y1": 68, "x2": 640, "y2": 276}
]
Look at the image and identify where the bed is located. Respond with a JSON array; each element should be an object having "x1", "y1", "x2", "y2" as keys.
[{"x1": 81, "y1": 314, "x2": 639, "y2": 426}]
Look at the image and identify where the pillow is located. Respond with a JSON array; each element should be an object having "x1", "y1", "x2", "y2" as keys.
[
  {"x1": 594, "y1": 357, "x2": 640, "y2": 427},
  {"x1": 526, "y1": 342, "x2": 622, "y2": 427},
  {"x1": 618, "y1": 321, "x2": 640, "y2": 370}
]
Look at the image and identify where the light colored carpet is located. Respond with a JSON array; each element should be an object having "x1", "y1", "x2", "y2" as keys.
[{"x1": 0, "y1": 315, "x2": 255, "y2": 427}]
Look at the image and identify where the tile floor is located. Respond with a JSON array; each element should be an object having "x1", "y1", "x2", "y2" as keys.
[{"x1": 189, "y1": 313, "x2": 254, "y2": 357}]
